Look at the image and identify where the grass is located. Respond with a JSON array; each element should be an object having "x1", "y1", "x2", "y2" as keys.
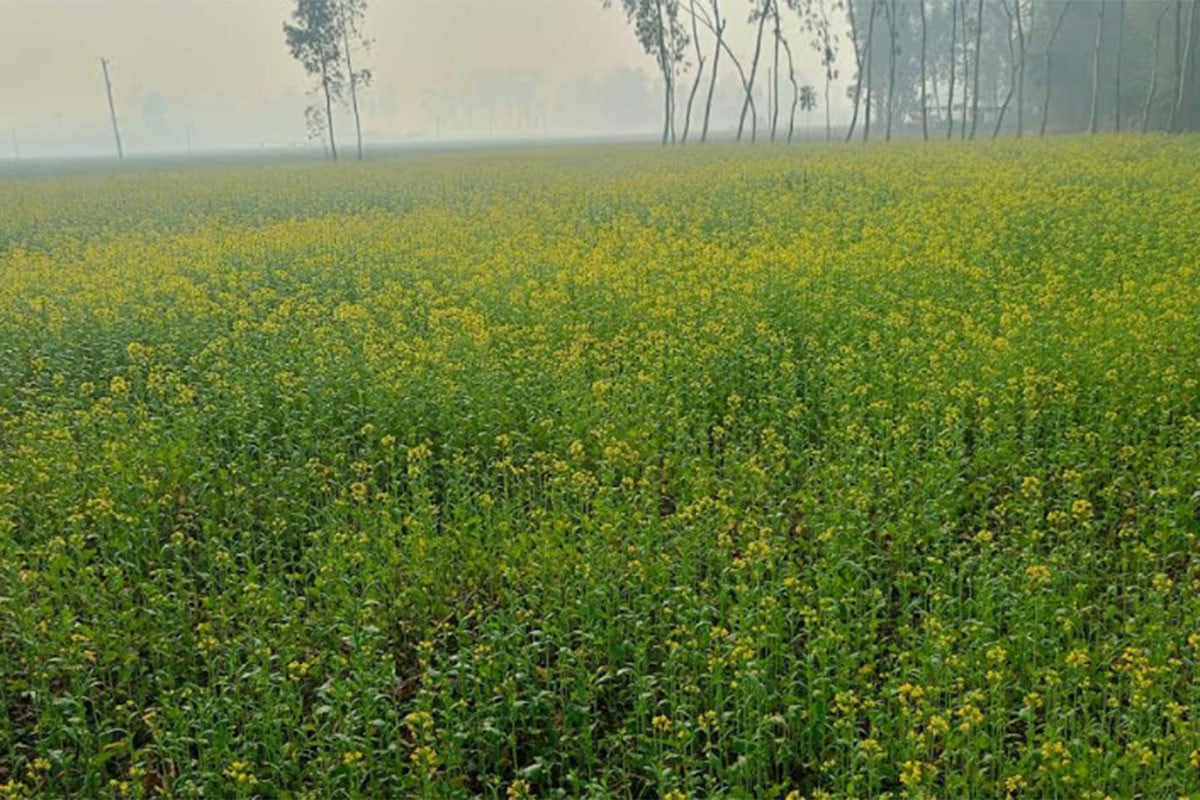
[{"x1": 1, "y1": 136, "x2": 1199, "y2": 798}]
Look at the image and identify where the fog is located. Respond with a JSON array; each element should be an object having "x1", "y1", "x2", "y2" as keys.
[{"x1": 0, "y1": 0, "x2": 856, "y2": 159}]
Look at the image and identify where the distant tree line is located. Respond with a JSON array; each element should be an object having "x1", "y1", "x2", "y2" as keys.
[{"x1": 606, "y1": 0, "x2": 1200, "y2": 144}]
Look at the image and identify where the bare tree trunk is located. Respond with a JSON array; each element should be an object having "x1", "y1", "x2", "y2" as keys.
[
  {"x1": 320, "y1": 61, "x2": 338, "y2": 161},
  {"x1": 820, "y1": 0, "x2": 833, "y2": 141},
  {"x1": 1113, "y1": 0, "x2": 1124, "y2": 130},
  {"x1": 1191, "y1": 0, "x2": 1200, "y2": 129},
  {"x1": 767, "y1": 68, "x2": 773, "y2": 133},
  {"x1": 1177, "y1": 0, "x2": 1184, "y2": 103},
  {"x1": 771, "y1": 0, "x2": 781, "y2": 142},
  {"x1": 825, "y1": 74, "x2": 832, "y2": 141},
  {"x1": 864, "y1": 0, "x2": 877, "y2": 142},
  {"x1": 885, "y1": 0, "x2": 897, "y2": 141},
  {"x1": 1170, "y1": 0, "x2": 1196, "y2": 131},
  {"x1": 100, "y1": 58, "x2": 124, "y2": 159},
  {"x1": 340, "y1": 10, "x2": 364, "y2": 161},
  {"x1": 1041, "y1": 0, "x2": 1071, "y2": 136},
  {"x1": 740, "y1": 5, "x2": 769, "y2": 142},
  {"x1": 682, "y1": 0, "x2": 706, "y2": 143},
  {"x1": 670, "y1": 78, "x2": 678, "y2": 143},
  {"x1": 701, "y1": 0, "x2": 724, "y2": 142},
  {"x1": 844, "y1": 0, "x2": 865, "y2": 142},
  {"x1": 920, "y1": 0, "x2": 928, "y2": 140},
  {"x1": 708, "y1": 22, "x2": 757, "y2": 138},
  {"x1": 961, "y1": 0, "x2": 970, "y2": 138},
  {"x1": 947, "y1": 0, "x2": 958, "y2": 138},
  {"x1": 969, "y1": 0, "x2": 984, "y2": 139},
  {"x1": 1089, "y1": 0, "x2": 1104, "y2": 134},
  {"x1": 654, "y1": 0, "x2": 672, "y2": 145},
  {"x1": 782, "y1": 33, "x2": 800, "y2": 142},
  {"x1": 1143, "y1": 6, "x2": 1168, "y2": 131},
  {"x1": 1015, "y1": 0, "x2": 1025, "y2": 137},
  {"x1": 667, "y1": 77, "x2": 676, "y2": 145},
  {"x1": 994, "y1": 0, "x2": 1018, "y2": 137}
]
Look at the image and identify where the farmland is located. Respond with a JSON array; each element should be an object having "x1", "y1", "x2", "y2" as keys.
[{"x1": 1, "y1": 137, "x2": 1199, "y2": 798}]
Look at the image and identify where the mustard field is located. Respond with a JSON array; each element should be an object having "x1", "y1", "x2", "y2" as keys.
[{"x1": 2, "y1": 137, "x2": 1200, "y2": 798}]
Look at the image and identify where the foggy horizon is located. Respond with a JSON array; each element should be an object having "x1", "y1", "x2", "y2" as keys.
[{"x1": 1, "y1": 0, "x2": 856, "y2": 160}]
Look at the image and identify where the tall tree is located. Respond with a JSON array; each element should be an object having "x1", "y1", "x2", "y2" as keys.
[
  {"x1": 993, "y1": 0, "x2": 1019, "y2": 137},
  {"x1": 884, "y1": 0, "x2": 898, "y2": 141},
  {"x1": 1040, "y1": 0, "x2": 1071, "y2": 137},
  {"x1": 968, "y1": 0, "x2": 983, "y2": 138},
  {"x1": 699, "y1": 0, "x2": 725, "y2": 142},
  {"x1": 681, "y1": 0, "x2": 707, "y2": 143},
  {"x1": 740, "y1": 0, "x2": 771, "y2": 142},
  {"x1": 1113, "y1": 0, "x2": 1124, "y2": 131},
  {"x1": 1088, "y1": 0, "x2": 1105, "y2": 134},
  {"x1": 771, "y1": 0, "x2": 783, "y2": 141},
  {"x1": 960, "y1": 0, "x2": 970, "y2": 138},
  {"x1": 1170, "y1": 0, "x2": 1196, "y2": 131},
  {"x1": 337, "y1": 0, "x2": 371, "y2": 161},
  {"x1": 607, "y1": 0, "x2": 689, "y2": 145},
  {"x1": 1143, "y1": 3, "x2": 1171, "y2": 131},
  {"x1": 920, "y1": 0, "x2": 928, "y2": 139},
  {"x1": 1014, "y1": 0, "x2": 1027, "y2": 137},
  {"x1": 693, "y1": 0, "x2": 758, "y2": 139},
  {"x1": 781, "y1": 31, "x2": 802, "y2": 141},
  {"x1": 99, "y1": 57, "x2": 123, "y2": 160},
  {"x1": 285, "y1": 0, "x2": 345, "y2": 160},
  {"x1": 863, "y1": 0, "x2": 878, "y2": 142},
  {"x1": 844, "y1": 0, "x2": 866, "y2": 141},
  {"x1": 799, "y1": 0, "x2": 838, "y2": 141},
  {"x1": 947, "y1": 0, "x2": 958, "y2": 138}
]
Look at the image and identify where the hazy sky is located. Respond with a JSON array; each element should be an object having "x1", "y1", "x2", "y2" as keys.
[{"x1": 0, "y1": 0, "x2": 854, "y2": 157}]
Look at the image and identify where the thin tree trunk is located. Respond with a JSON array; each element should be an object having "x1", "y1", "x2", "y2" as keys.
[
  {"x1": 864, "y1": 0, "x2": 877, "y2": 142},
  {"x1": 99, "y1": 57, "x2": 124, "y2": 159},
  {"x1": 1041, "y1": 0, "x2": 1071, "y2": 136},
  {"x1": 1113, "y1": 0, "x2": 1124, "y2": 131},
  {"x1": 782, "y1": 33, "x2": 800, "y2": 143},
  {"x1": 1143, "y1": 6, "x2": 1167, "y2": 131},
  {"x1": 321, "y1": 61, "x2": 338, "y2": 161},
  {"x1": 1170, "y1": 0, "x2": 1196, "y2": 131},
  {"x1": 947, "y1": 0, "x2": 958, "y2": 138},
  {"x1": 961, "y1": 0, "x2": 970, "y2": 138},
  {"x1": 667, "y1": 75, "x2": 676, "y2": 144},
  {"x1": 654, "y1": 0, "x2": 672, "y2": 145},
  {"x1": 884, "y1": 0, "x2": 897, "y2": 141},
  {"x1": 1177, "y1": 0, "x2": 1184, "y2": 103},
  {"x1": 700, "y1": 0, "x2": 724, "y2": 142},
  {"x1": 767, "y1": 68, "x2": 773, "y2": 133},
  {"x1": 682, "y1": 0, "x2": 706, "y2": 143},
  {"x1": 340, "y1": 9, "x2": 364, "y2": 161},
  {"x1": 969, "y1": 0, "x2": 983, "y2": 139},
  {"x1": 1015, "y1": 0, "x2": 1025, "y2": 137},
  {"x1": 844, "y1": 0, "x2": 864, "y2": 142},
  {"x1": 920, "y1": 0, "x2": 928, "y2": 140},
  {"x1": 820, "y1": 73, "x2": 830, "y2": 140},
  {"x1": 1088, "y1": 0, "x2": 1104, "y2": 134},
  {"x1": 994, "y1": 0, "x2": 1018, "y2": 137},
  {"x1": 771, "y1": 0, "x2": 781, "y2": 142},
  {"x1": 740, "y1": 4, "x2": 769, "y2": 142},
  {"x1": 708, "y1": 22, "x2": 757, "y2": 138},
  {"x1": 821, "y1": 0, "x2": 833, "y2": 141}
]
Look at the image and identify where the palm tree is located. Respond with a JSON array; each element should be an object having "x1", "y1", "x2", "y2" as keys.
[{"x1": 800, "y1": 84, "x2": 817, "y2": 139}]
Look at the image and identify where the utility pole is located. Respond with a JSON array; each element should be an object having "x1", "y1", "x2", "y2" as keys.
[
  {"x1": 100, "y1": 57, "x2": 124, "y2": 159},
  {"x1": 10, "y1": 129, "x2": 18, "y2": 160}
]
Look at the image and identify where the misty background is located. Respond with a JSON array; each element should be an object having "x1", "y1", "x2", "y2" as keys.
[{"x1": 0, "y1": 0, "x2": 855, "y2": 159}]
